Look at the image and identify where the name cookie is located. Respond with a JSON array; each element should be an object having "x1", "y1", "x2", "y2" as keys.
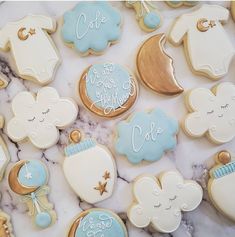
[
  {"x1": 62, "y1": 2, "x2": 122, "y2": 56},
  {"x1": 67, "y1": 209, "x2": 128, "y2": 237},
  {"x1": 79, "y1": 62, "x2": 138, "y2": 118},
  {"x1": 169, "y1": 4, "x2": 235, "y2": 80},
  {"x1": 7, "y1": 87, "x2": 78, "y2": 149},
  {"x1": 0, "y1": 15, "x2": 60, "y2": 85},
  {"x1": 183, "y1": 82, "x2": 235, "y2": 144},
  {"x1": 0, "y1": 210, "x2": 14, "y2": 237},
  {"x1": 208, "y1": 151, "x2": 235, "y2": 222},
  {"x1": 125, "y1": 1, "x2": 161, "y2": 32},
  {"x1": 63, "y1": 130, "x2": 116, "y2": 204},
  {"x1": 8, "y1": 160, "x2": 56, "y2": 228},
  {"x1": 115, "y1": 108, "x2": 178, "y2": 164},
  {"x1": 128, "y1": 171, "x2": 203, "y2": 233},
  {"x1": 137, "y1": 34, "x2": 183, "y2": 96}
]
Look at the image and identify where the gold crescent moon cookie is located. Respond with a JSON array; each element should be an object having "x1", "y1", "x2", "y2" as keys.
[
  {"x1": 79, "y1": 63, "x2": 138, "y2": 118},
  {"x1": 137, "y1": 34, "x2": 183, "y2": 96},
  {"x1": 0, "y1": 210, "x2": 14, "y2": 237}
]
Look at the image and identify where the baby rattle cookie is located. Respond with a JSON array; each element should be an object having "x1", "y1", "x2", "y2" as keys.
[
  {"x1": 115, "y1": 108, "x2": 178, "y2": 164},
  {"x1": 0, "y1": 210, "x2": 14, "y2": 237},
  {"x1": 169, "y1": 4, "x2": 235, "y2": 80},
  {"x1": 137, "y1": 34, "x2": 183, "y2": 96},
  {"x1": 67, "y1": 208, "x2": 128, "y2": 237},
  {"x1": 8, "y1": 160, "x2": 56, "y2": 228},
  {"x1": 125, "y1": 1, "x2": 161, "y2": 32},
  {"x1": 166, "y1": 1, "x2": 198, "y2": 8},
  {"x1": 183, "y1": 82, "x2": 235, "y2": 144},
  {"x1": 7, "y1": 87, "x2": 78, "y2": 149},
  {"x1": 63, "y1": 130, "x2": 116, "y2": 204},
  {"x1": 128, "y1": 171, "x2": 203, "y2": 233},
  {"x1": 62, "y1": 2, "x2": 122, "y2": 56},
  {"x1": 208, "y1": 151, "x2": 235, "y2": 221},
  {"x1": 0, "y1": 15, "x2": 60, "y2": 85},
  {"x1": 79, "y1": 62, "x2": 138, "y2": 118}
]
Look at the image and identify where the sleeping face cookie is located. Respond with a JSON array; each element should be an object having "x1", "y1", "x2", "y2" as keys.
[
  {"x1": 0, "y1": 210, "x2": 14, "y2": 237},
  {"x1": 208, "y1": 151, "x2": 235, "y2": 222},
  {"x1": 184, "y1": 82, "x2": 235, "y2": 144},
  {"x1": 125, "y1": 1, "x2": 161, "y2": 32},
  {"x1": 137, "y1": 34, "x2": 183, "y2": 96},
  {"x1": 62, "y1": 2, "x2": 122, "y2": 56},
  {"x1": 8, "y1": 160, "x2": 57, "y2": 228},
  {"x1": 7, "y1": 87, "x2": 78, "y2": 149},
  {"x1": 128, "y1": 171, "x2": 203, "y2": 233},
  {"x1": 169, "y1": 4, "x2": 235, "y2": 80},
  {"x1": 63, "y1": 130, "x2": 116, "y2": 204},
  {"x1": 115, "y1": 108, "x2": 178, "y2": 164},
  {"x1": 68, "y1": 209, "x2": 128, "y2": 237},
  {"x1": 0, "y1": 15, "x2": 60, "y2": 85},
  {"x1": 79, "y1": 62, "x2": 138, "y2": 118}
]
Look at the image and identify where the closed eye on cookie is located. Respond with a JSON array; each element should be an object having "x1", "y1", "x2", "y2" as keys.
[
  {"x1": 169, "y1": 195, "x2": 177, "y2": 201},
  {"x1": 207, "y1": 110, "x2": 214, "y2": 114},
  {"x1": 28, "y1": 116, "x2": 36, "y2": 122},
  {"x1": 221, "y1": 104, "x2": 229, "y2": 109},
  {"x1": 42, "y1": 108, "x2": 50, "y2": 114},
  {"x1": 154, "y1": 203, "x2": 161, "y2": 208}
]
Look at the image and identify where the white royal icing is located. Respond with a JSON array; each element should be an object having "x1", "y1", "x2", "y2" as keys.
[
  {"x1": 0, "y1": 15, "x2": 60, "y2": 84},
  {"x1": 7, "y1": 87, "x2": 78, "y2": 149},
  {"x1": 128, "y1": 171, "x2": 202, "y2": 233},
  {"x1": 169, "y1": 4, "x2": 235, "y2": 79},
  {"x1": 184, "y1": 82, "x2": 235, "y2": 144}
]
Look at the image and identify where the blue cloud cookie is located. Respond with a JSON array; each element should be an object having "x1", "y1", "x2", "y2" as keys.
[
  {"x1": 115, "y1": 109, "x2": 178, "y2": 164},
  {"x1": 62, "y1": 2, "x2": 121, "y2": 55}
]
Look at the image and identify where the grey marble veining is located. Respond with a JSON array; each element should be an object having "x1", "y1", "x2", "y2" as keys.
[{"x1": 0, "y1": 1, "x2": 235, "y2": 237}]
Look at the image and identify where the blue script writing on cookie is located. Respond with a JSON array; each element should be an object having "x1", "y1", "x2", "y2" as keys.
[
  {"x1": 62, "y1": 2, "x2": 121, "y2": 54},
  {"x1": 86, "y1": 63, "x2": 134, "y2": 114},
  {"x1": 75, "y1": 210, "x2": 126, "y2": 237},
  {"x1": 115, "y1": 109, "x2": 178, "y2": 164}
]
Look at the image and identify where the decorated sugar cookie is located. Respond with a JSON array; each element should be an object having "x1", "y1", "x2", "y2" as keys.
[
  {"x1": 115, "y1": 108, "x2": 178, "y2": 164},
  {"x1": 137, "y1": 34, "x2": 183, "y2": 96},
  {"x1": 7, "y1": 87, "x2": 78, "y2": 149},
  {"x1": 79, "y1": 62, "x2": 138, "y2": 118},
  {"x1": 166, "y1": 1, "x2": 198, "y2": 8},
  {"x1": 62, "y1": 2, "x2": 122, "y2": 56},
  {"x1": 128, "y1": 171, "x2": 203, "y2": 233},
  {"x1": 125, "y1": 1, "x2": 161, "y2": 32},
  {"x1": 0, "y1": 15, "x2": 60, "y2": 85},
  {"x1": 184, "y1": 82, "x2": 235, "y2": 144},
  {"x1": 63, "y1": 130, "x2": 116, "y2": 204},
  {"x1": 68, "y1": 208, "x2": 128, "y2": 237},
  {"x1": 0, "y1": 73, "x2": 9, "y2": 89},
  {"x1": 0, "y1": 210, "x2": 14, "y2": 237},
  {"x1": 8, "y1": 160, "x2": 56, "y2": 228},
  {"x1": 208, "y1": 151, "x2": 235, "y2": 221},
  {"x1": 169, "y1": 4, "x2": 235, "y2": 80}
]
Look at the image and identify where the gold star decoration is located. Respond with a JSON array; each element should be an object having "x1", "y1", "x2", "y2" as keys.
[
  {"x1": 103, "y1": 171, "x2": 110, "y2": 180},
  {"x1": 94, "y1": 181, "x2": 107, "y2": 196},
  {"x1": 209, "y1": 20, "x2": 216, "y2": 28},
  {"x1": 29, "y1": 28, "x2": 36, "y2": 35}
]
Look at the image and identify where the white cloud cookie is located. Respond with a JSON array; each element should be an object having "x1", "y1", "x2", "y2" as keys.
[
  {"x1": 7, "y1": 87, "x2": 78, "y2": 149},
  {"x1": 128, "y1": 171, "x2": 202, "y2": 233},
  {"x1": 184, "y1": 82, "x2": 235, "y2": 144}
]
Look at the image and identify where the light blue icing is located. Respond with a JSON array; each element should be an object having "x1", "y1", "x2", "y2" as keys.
[
  {"x1": 144, "y1": 12, "x2": 160, "y2": 29},
  {"x1": 18, "y1": 160, "x2": 47, "y2": 187},
  {"x1": 75, "y1": 210, "x2": 126, "y2": 237},
  {"x1": 35, "y1": 212, "x2": 52, "y2": 228},
  {"x1": 86, "y1": 63, "x2": 132, "y2": 113},
  {"x1": 62, "y1": 2, "x2": 121, "y2": 54},
  {"x1": 64, "y1": 139, "x2": 95, "y2": 157},
  {"x1": 115, "y1": 108, "x2": 178, "y2": 164},
  {"x1": 213, "y1": 161, "x2": 235, "y2": 179}
]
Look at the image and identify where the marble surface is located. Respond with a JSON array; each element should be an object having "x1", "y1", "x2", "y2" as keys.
[{"x1": 0, "y1": 1, "x2": 235, "y2": 237}]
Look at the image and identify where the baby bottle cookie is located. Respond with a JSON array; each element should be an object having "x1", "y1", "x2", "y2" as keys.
[
  {"x1": 208, "y1": 151, "x2": 235, "y2": 221},
  {"x1": 128, "y1": 171, "x2": 203, "y2": 233},
  {"x1": 79, "y1": 62, "x2": 138, "y2": 118},
  {"x1": 8, "y1": 160, "x2": 56, "y2": 228},
  {"x1": 67, "y1": 208, "x2": 128, "y2": 237},
  {"x1": 137, "y1": 34, "x2": 183, "y2": 96},
  {"x1": 169, "y1": 4, "x2": 235, "y2": 80},
  {"x1": 0, "y1": 210, "x2": 14, "y2": 237},
  {"x1": 0, "y1": 15, "x2": 60, "y2": 85},
  {"x1": 62, "y1": 2, "x2": 122, "y2": 56},
  {"x1": 7, "y1": 87, "x2": 78, "y2": 149},
  {"x1": 115, "y1": 108, "x2": 178, "y2": 164},
  {"x1": 63, "y1": 130, "x2": 116, "y2": 204},
  {"x1": 125, "y1": 1, "x2": 161, "y2": 32}
]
